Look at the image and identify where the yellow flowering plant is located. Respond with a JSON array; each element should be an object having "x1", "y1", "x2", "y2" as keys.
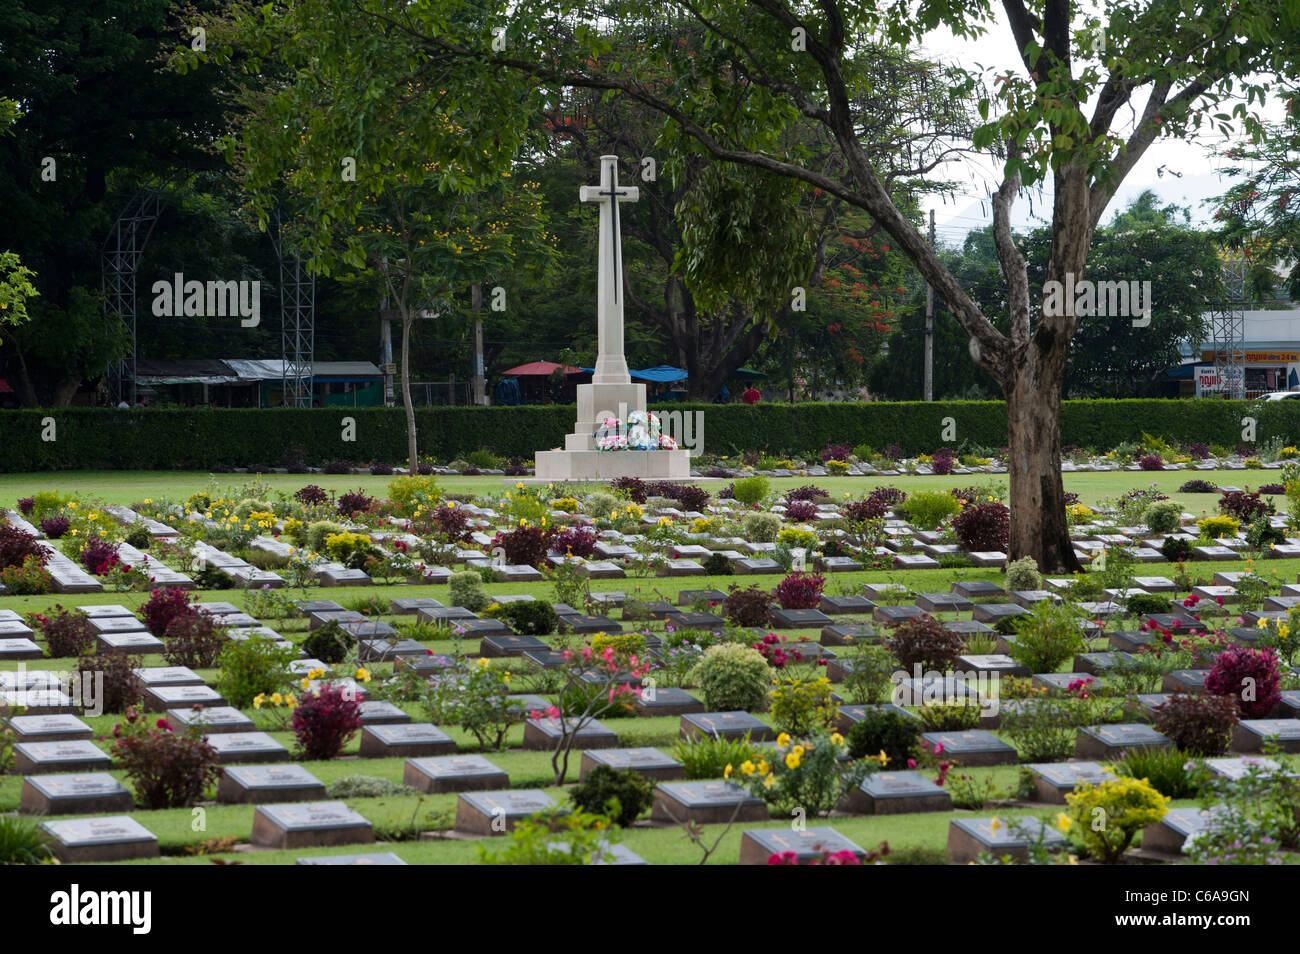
[
  {"x1": 1059, "y1": 776, "x2": 1170, "y2": 863},
  {"x1": 728, "y1": 730, "x2": 883, "y2": 817}
]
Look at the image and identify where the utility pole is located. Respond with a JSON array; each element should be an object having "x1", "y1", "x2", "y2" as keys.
[
  {"x1": 471, "y1": 283, "x2": 487, "y2": 405},
  {"x1": 923, "y1": 208, "x2": 935, "y2": 402}
]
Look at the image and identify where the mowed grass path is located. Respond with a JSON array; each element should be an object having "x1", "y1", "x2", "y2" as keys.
[{"x1": 0, "y1": 467, "x2": 1284, "y2": 510}]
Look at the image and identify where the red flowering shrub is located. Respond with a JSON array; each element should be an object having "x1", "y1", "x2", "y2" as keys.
[
  {"x1": 1152, "y1": 691, "x2": 1239, "y2": 756},
  {"x1": 141, "y1": 586, "x2": 196, "y2": 637},
  {"x1": 293, "y1": 484, "x2": 330, "y2": 507},
  {"x1": 1205, "y1": 646, "x2": 1282, "y2": 718},
  {"x1": 952, "y1": 502, "x2": 1011, "y2": 552},
  {"x1": 752, "y1": 631, "x2": 803, "y2": 669},
  {"x1": 492, "y1": 524, "x2": 555, "y2": 567},
  {"x1": 885, "y1": 615, "x2": 965, "y2": 671},
  {"x1": 0, "y1": 524, "x2": 48, "y2": 569},
  {"x1": 424, "y1": 504, "x2": 470, "y2": 542},
  {"x1": 26, "y1": 605, "x2": 95, "y2": 658},
  {"x1": 1138, "y1": 454, "x2": 1164, "y2": 471},
  {"x1": 0, "y1": 555, "x2": 53, "y2": 594},
  {"x1": 723, "y1": 584, "x2": 775, "y2": 627},
  {"x1": 292, "y1": 685, "x2": 364, "y2": 760},
  {"x1": 774, "y1": 571, "x2": 827, "y2": 609},
  {"x1": 78, "y1": 537, "x2": 120, "y2": 575},
  {"x1": 1218, "y1": 489, "x2": 1271, "y2": 523},
  {"x1": 785, "y1": 501, "x2": 818, "y2": 522},
  {"x1": 111, "y1": 707, "x2": 219, "y2": 809},
  {"x1": 551, "y1": 525, "x2": 597, "y2": 558}
]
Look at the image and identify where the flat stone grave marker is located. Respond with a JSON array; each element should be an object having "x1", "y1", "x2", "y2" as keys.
[
  {"x1": 1008, "y1": 590, "x2": 1056, "y2": 609},
  {"x1": 20, "y1": 773, "x2": 133, "y2": 815},
  {"x1": 680, "y1": 710, "x2": 775, "y2": 742},
  {"x1": 1193, "y1": 545, "x2": 1240, "y2": 561},
  {"x1": 496, "y1": 564, "x2": 544, "y2": 582},
  {"x1": 1161, "y1": 669, "x2": 1209, "y2": 693},
  {"x1": 734, "y1": 557, "x2": 782, "y2": 574},
  {"x1": 656, "y1": 559, "x2": 705, "y2": 577},
  {"x1": 576, "y1": 560, "x2": 626, "y2": 579},
  {"x1": 357, "y1": 638, "x2": 427, "y2": 662},
  {"x1": 1131, "y1": 693, "x2": 1174, "y2": 720},
  {"x1": 523, "y1": 716, "x2": 619, "y2": 750},
  {"x1": 42, "y1": 816, "x2": 159, "y2": 863},
  {"x1": 7, "y1": 714, "x2": 93, "y2": 743},
  {"x1": 558, "y1": 614, "x2": 622, "y2": 635},
  {"x1": 664, "y1": 610, "x2": 726, "y2": 629},
  {"x1": 957, "y1": 654, "x2": 1030, "y2": 677},
  {"x1": 1109, "y1": 630, "x2": 1154, "y2": 653},
  {"x1": 1278, "y1": 690, "x2": 1300, "y2": 718},
  {"x1": 296, "y1": 852, "x2": 408, "y2": 866},
  {"x1": 1027, "y1": 762, "x2": 1115, "y2": 803},
  {"x1": 97, "y1": 631, "x2": 166, "y2": 655},
  {"x1": 860, "y1": 582, "x2": 911, "y2": 600},
  {"x1": 405, "y1": 755, "x2": 509, "y2": 794},
  {"x1": 633, "y1": 686, "x2": 704, "y2": 717},
  {"x1": 579, "y1": 746, "x2": 685, "y2": 781},
  {"x1": 1204, "y1": 756, "x2": 1284, "y2": 780},
  {"x1": 317, "y1": 566, "x2": 372, "y2": 586},
  {"x1": 295, "y1": 599, "x2": 345, "y2": 614},
  {"x1": 818, "y1": 595, "x2": 875, "y2": 615},
  {"x1": 841, "y1": 769, "x2": 952, "y2": 815},
  {"x1": 143, "y1": 684, "x2": 225, "y2": 713},
  {"x1": 651, "y1": 781, "x2": 768, "y2": 825},
  {"x1": 920, "y1": 730, "x2": 1017, "y2": 766},
  {"x1": 951, "y1": 580, "x2": 1006, "y2": 599},
  {"x1": 1193, "y1": 584, "x2": 1238, "y2": 603},
  {"x1": 1228, "y1": 626, "x2": 1264, "y2": 646},
  {"x1": 1074, "y1": 652, "x2": 1132, "y2": 675},
  {"x1": 678, "y1": 588, "x2": 727, "y2": 606},
  {"x1": 944, "y1": 619, "x2": 995, "y2": 636},
  {"x1": 0, "y1": 618, "x2": 33, "y2": 637},
  {"x1": 915, "y1": 593, "x2": 973, "y2": 614},
  {"x1": 1, "y1": 689, "x2": 76, "y2": 715},
  {"x1": 80, "y1": 604, "x2": 137, "y2": 619},
  {"x1": 454, "y1": 618, "x2": 514, "y2": 637},
  {"x1": 455, "y1": 789, "x2": 560, "y2": 835},
  {"x1": 309, "y1": 609, "x2": 366, "y2": 630},
  {"x1": 193, "y1": 601, "x2": 243, "y2": 616},
  {"x1": 1233, "y1": 718, "x2": 1300, "y2": 753},
  {"x1": 0, "y1": 669, "x2": 64, "y2": 691},
  {"x1": 358, "y1": 700, "x2": 411, "y2": 725},
  {"x1": 14, "y1": 739, "x2": 112, "y2": 775},
  {"x1": 359, "y1": 723, "x2": 457, "y2": 758},
  {"x1": 770, "y1": 607, "x2": 833, "y2": 629},
  {"x1": 972, "y1": 603, "x2": 1030, "y2": 624},
  {"x1": 477, "y1": 633, "x2": 548, "y2": 660},
  {"x1": 390, "y1": 597, "x2": 444, "y2": 614},
  {"x1": 252, "y1": 801, "x2": 374, "y2": 849},
  {"x1": 1076, "y1": 723, "x2": 1172, "y2": 759},
  {"x1": 0, "y1": 637, "x2": 42, "y2": 660},
  {"x1": 287, "y1": 658, "x2": 331, "y2": 677},
  {"x1": 1142, "y1": 807, "x2": 1222, "y2": 854},
  {"x1": 1032, "y1": 672, "x2": 1097, "y2": 694},
  {"x1": 893, "y1": 553, "x2": 941, "y2": 569},
  {"x1": 339, "y1": 619, "x2": 398, "y2": 639},
  {"x1": 621, "y1": 600, "x2": 676, "y2": 620},
  {"x1": 833, "y1": 703, "x2": 917, "y2": 733},
  {"x1": 505, "y1": 694, "x2": 549, "y2": 720},
  {"x1": 1264, "y1": 594, "x2": 1300, "y2": 611},
  {"x1": 218, "y1": 764, "x2": 328, "y2": 804},
  {"x1": 87, "y1": 615, "x2": 147, "y2": 635},
  {"x1": 874, "y1": 605, "x2": 927, "y2": 624},
  {"x1": 820, "y1": 623, "x2": 875, "y2": 646},
  {"x1": 525, "y1": 650, "x2": 568, "y2": 669},
  {"x1": 947, "y1": 816, "x2": 1065, "y2": 864},
  {"x1": 206, "y1": 732, "x2": 290, "y2": 764},
  {"x1": 588, "y1": 591, "x2": 626, "y2": 607},
  {"x1": 738, "y1": 826, "x2": 869, "y2": 864},
  {"x1": 132, "y1": 666, "x2": 204, "y2": 688},
  {"x1": 820, "y1": 556, "x2": 863, "y2": 572},
  {"x1": 165, "y1": 706, "x2": 255, "y2": 734},
  {"x1": 892, "y1": 675, "x2": 980, "y2": 707}
]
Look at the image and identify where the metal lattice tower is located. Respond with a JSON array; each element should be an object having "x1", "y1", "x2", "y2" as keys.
[
  {"x1": 271, "y1": 210, "x2": 315, "y2": 407},
  {"x1": 102, "y1": 190, "x2": 165, "y2": 405},
  {"x1": 1210, "y1": 251, "x2": 1248, "y2": 399}
]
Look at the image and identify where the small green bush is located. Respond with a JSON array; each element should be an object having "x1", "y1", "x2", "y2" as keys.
[
  {"x1": 567, "y1": 765, "x2": 655, "y2": 826},
  {"x1": 450, "y1": 570, "x2": 490, "y2": 611},
  {"x1": 0, "y1": 815, "x2": 53, "y2": 865},
  {"x1": 1125, "y1": 592, "x2": 1173, "y2": 616},
  {"x1": 691, "y1": 643, "x2": 771, "y2": 712},
  {"x1": 1143, "y1": 500, "x2": 1184, "y2": 534},
  {"x1": 1005, "y1": 556, "x2": 1042, "y2": 591},
  {"x1": 732, "y1": 475, "x2": 770, "y2": 506},
  {"x1": 846, "y1": 708, "x2": 920, "y2": 764},
  {"x1": 672, "y1": 734, "x2": 762, "y2": 779},
  {"x1": 898, "y1": 490, "x2": 962, "y2": 530},
  {"x1": 306, "y1": 520, "x2": 347, "y2": 553},
  {"x1": 741, "y1": 511, "x2": 782, "y2": 542},
  {"x1": 301, "y1": 620, "x2": 357, "y2": 664},
  {"x1": 488, "y1": 599, "x2": 558, "y2": 636},
  {"x1": 216, "y1": 637, "x2": 297, "y2": 708},
  {"x1": 326, "y1": 775, "x2": 417, "y2": 798}
]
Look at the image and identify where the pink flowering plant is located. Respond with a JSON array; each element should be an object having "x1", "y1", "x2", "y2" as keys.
[
  {"x1": 1205, "y1": 646, "x2": 1282, "y2": 718},
  {"x1": 292, "y1": 683, "x2": 364, "y2": 760},
  {"x1": 110, "y1": 706, "x2": 219, "y2": 809}
]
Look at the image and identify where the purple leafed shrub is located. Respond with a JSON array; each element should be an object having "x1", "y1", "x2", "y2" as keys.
[
  {"x1": 1184, "y1": 442, "x2": 1210, "y2": 460},
  {"x1": 952, "y1": 502, "x2": 1010, "y2": 552},
  {"x1": 78, "y1": 537, "x2": 120, "y2": 575},
  {"x1": 931, "y1": 454, "x2": 955, "y2": 476},
  {"x1": 293, "y1": 484, "x2": 330, "y2": 507},
  {"x1": 1138, "y1": 454, "x2": 1164, "y2": 471},
  {"x1": 1218, "y1": 489, "x2": 1270, "y2": 523},
  {"x1": 786, "y1": 485, "x2": 830, "y2": 503},
  {"x1": 551, "y1": 525, "x2": 597, "y2": 558},
  {"x1": 336, "y1": 489, "x2": 374, "y2": 516},
  {"x1": 140, "y1": 586, "x2": 196, "y2": 638},
  {"x1": 38, "y1": 516, "x2": 70, "y2": 539},
  {"x1": 0, "y1": 525, "x2": 48, "y2": 568},
  {"x1": 1205, "y1": 647, "x2": 1281, "y2": 719},
  {"x1": 784, "y1": 501, "x2": 818, "y2": 522},
  {"x1": 820, "y1": 443, "x2": 851, "y2": 462},
  {"x1": 773, "y1": 571, "x2": 827, "y2": 610},
  {"x1": 369, "y1": 461, "x2": 394, "y2": 476},
  {"x1": 1259, "y1": 483, "x2": 1284, "y2": 496},
  {"x1": 868, "y1": 486, "x2": 907, "y2": 508},
  {"x1": 292, "y1": 685, "x2": 364, "y2": 760},
  {"x1": 16, "y1": 497, "x2": 34, "y2": 516},
  {"x1": 1179, "y1": 479, "x2": 1218, "y2": 494}
]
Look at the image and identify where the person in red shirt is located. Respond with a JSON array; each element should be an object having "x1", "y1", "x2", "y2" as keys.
[{"x1": 741, "y1": 385, "x2": 761, "y2": 405}]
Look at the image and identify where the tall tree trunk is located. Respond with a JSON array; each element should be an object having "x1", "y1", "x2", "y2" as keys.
[{"x1": 401, "y1": 313, "x2": 417, "y2": 472}]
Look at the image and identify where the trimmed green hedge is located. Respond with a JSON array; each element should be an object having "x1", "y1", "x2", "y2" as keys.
[{"x1": 0, "y1": 400, "x2": 1295, "y2": 471}]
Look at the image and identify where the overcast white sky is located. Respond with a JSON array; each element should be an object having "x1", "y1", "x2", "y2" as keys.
[{"x1": 916, "y1": 17, "x2": 1282, "y2": 246}]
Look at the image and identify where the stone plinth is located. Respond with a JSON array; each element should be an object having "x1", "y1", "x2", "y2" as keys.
[{"x1": 535, "y1": 448, "x2": 691, "y2": 481}]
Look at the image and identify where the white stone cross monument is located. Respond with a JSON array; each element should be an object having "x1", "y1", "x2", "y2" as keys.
[{"x1": 534, "y1": 155, "x2": 690, "y2": 481}]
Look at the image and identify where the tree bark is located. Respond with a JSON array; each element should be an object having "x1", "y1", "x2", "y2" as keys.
[{"x1": 401, "y1": 312, "x2": 417, "y2": 473}]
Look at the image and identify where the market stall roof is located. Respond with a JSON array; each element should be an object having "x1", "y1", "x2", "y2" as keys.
[
  {"x1": 135, "y1": 359, "x2": 381, "y2": 385},
  {"x1": 502, "y1": 361, "x2": 584, "y2": 376},
  {"x1": 630, "y1": 365, "x2": 688, "y2": 383},
  {"x1": 221, "y1": 359, "x2": 381, "y2": 382},
  {"x1": 134, "y1": 359, "x2": 242, "y2": 385}
]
